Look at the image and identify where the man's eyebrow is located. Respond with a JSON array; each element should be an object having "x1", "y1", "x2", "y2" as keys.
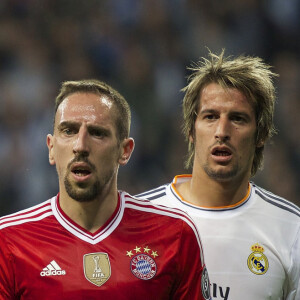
[
  {"x1": 229, "y1": 111, "x2": 252, "y2": 119},
  {"x1": 87, "y1": 124, "x2": 112, "y2": 135},
  {"x1": 57, "y1": 121, "x2": 79, "y2": 130},
  {"x1": 87, "y1": 124, "x2": 107, "y2": 130},
  {"x1": 57, "y1": 121, "x2": 112, "y2": 134},
  {"x1": 198, "y1": 109, "x2": 218, "y2": 115},
  {"x1": 198, "y1": 109, "x2": 252, "y2": 120}
]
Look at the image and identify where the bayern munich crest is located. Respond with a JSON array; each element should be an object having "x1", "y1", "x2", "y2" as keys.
[
  {"x1": 247, "y1": 243, "x2": 269, "y2": 275},
  {"x1": 126, "y1": 246, "x2": 158, "y2": 280}
]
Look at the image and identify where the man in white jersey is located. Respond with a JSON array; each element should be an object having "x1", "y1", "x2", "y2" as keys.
[{"x1": 136, "y1": 50, "x2": 300, "y2": 300}]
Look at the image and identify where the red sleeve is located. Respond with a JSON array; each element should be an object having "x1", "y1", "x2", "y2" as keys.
[
  {"x1": 0, "y1": 232, "x2": 16, "y2": 300},
  {"x1": 171, "y1": 220, "x2": 211, "y2": 300}
]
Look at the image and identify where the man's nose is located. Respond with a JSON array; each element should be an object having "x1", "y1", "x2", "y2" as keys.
[
  {"x1": 215, "y1": 117, "x2": 230, "y2": 143},
  {"x1": 73, "y1": 127, "x2": 90, "y2": 155}
]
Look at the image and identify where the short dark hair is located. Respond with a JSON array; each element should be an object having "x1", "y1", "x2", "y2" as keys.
[{"x1": 55, "y1": 79, "x2": 131, "y2": 141}]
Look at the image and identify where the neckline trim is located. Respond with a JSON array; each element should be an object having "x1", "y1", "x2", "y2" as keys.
[
  {"x1": 170, "y1": 175, "x2": 252, "y2": 212},
  {"x1": 51, "y1": 192, "x2": 124, "y2": 244}
]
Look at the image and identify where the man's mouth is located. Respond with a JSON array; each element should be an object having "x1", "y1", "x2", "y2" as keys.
[
  {"x1": 211, "y1": 146, "x2": 233, "y2": 163},
  {"x1": 212, "y1": 149, "x2": 231, "y2": 156},
  {"x1": 70, "y1": 163, "x2": 93, "y2": 178},
  {"x1": 72, "y1": 169, "x2": 91, "y2": 177}
]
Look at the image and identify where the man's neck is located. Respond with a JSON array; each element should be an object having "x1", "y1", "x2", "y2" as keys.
[
  {"x1": 59, "y1": 189, "x2": 119, "y2": 233},
  {"x1": 176, "y1": 173, "x2": 250, "y2": 208}
]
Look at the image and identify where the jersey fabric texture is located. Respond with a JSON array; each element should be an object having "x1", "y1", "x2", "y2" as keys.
[
  {"x1": 136, "y1": 175, "x2": 300, "y2": 300},
  {"x1": 0, "y1": 191, "x2": 210, "y2": 300}
]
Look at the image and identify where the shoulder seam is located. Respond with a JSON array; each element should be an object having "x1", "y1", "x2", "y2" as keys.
[
  {"x1": 146, "y1": 192, "x2": 167, "y2": 201},
  {"x1": 135, "y1": 185, "x2": 167, "y2": 198},
  {"x1": 0, "y1": 211, "x2": 53, "y2": 230},
  {"x1": 124, "y1": 198, "x2": 204, "y2": 265},
  {"x1": 256, "y1": 186, "x2": 300, "y2": 211},
  {"x1": 0, "y1": 200, "x2": 52, "y2": 221},
  {"x1": 0, "y1": 203, "x2": 53, "y2": 230},
  {"x1": 255, "y1": 189, "x2": 300, "y2": 218}
]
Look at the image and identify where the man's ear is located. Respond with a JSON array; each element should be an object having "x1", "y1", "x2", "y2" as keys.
[
  {"x1": 119, "y1": 138, "x2": 135, "y2": 166},
  {"x1": 189, "y1": 129, "x2": 194, "y2": 143},
  {"x1": 256, "y1": 139, "x2": 265, "y2": 148},
  {"x1": 47, "y1": 134, "x2": 56, "y2": 165}
]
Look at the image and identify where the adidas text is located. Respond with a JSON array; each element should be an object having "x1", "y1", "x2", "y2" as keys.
[
  {"x1": 40, "y1": 269, "x2": 66, "y2": 276},
  {"x1": 40, "y1": 260, "x2": 66, "y2": 277}
]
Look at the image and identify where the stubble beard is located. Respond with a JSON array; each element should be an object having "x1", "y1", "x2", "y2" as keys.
[
  {"x1": 203, "y1": 162, "x2": 239, "y2": 181},
  {"x1": 64, "y1": 174, "x2": 101, "y2": 202},
  {"x1": 62, "y1": 156, "x2": 115, "y2": 203}
]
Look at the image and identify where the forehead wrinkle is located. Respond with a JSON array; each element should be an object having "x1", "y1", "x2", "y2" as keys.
[
  {"x1": 54, "y1": 93, "x2": 118, "y2": 137},
  {"x1": 59, "y1": 96, "x2": 113, "y2": 120},
  {"x1": 200, "y1": 84, "x2": 253, "y2": 113},
  {"x1": 59, "y1": 102, "x2": 97, "y2": 123}
]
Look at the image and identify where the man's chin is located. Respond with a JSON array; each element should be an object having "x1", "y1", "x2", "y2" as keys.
[
  {"x1": 204, "y1": 166, "x2": 238, "y2": 181},
  {"x1": 64, "y1": 179, "x2": 100, "y2": 202}
]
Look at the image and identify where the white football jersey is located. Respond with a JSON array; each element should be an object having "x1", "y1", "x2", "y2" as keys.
[{"x1": 136, "y1": 175, "x2": 300, "y2": 300}]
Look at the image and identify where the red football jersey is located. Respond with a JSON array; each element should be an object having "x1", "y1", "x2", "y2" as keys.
[{"x1": 0, "y1": 192, "x2": 210, "y2": 300}]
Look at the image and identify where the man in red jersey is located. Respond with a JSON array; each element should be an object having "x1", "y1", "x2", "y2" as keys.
[{"x1": 0, "y1": 79, "x2": 211, "y2": 300}]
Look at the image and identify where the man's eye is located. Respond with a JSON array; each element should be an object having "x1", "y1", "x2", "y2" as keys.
[
  {"x1": 90, "y1": 129, "x2": 107, "y2": 138},
  {"x1": 63, "y1": 128, "x2": 75, "y2": 135},
  {"x1": 204, "y1": 114, "x2": 217, "y2": 120},
  {"x1": 94, "y1": 131, "x2": 104, "y2": 137},
  {"x1": 232, "y1": 116, "x2": 246, "y2": 123}
]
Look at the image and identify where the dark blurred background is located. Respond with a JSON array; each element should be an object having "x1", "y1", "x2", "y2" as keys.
[{"x1": 0, "y1": 0, "x2": 299, "y2": 215}]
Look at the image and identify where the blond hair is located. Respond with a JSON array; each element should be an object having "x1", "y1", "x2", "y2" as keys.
[{"x1": 182, "y1": 50, "x2": 278, "y2": 176}]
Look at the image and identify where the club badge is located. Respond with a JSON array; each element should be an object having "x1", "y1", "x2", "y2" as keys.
[
  {"x1": 247, "y1": 243, "x2": 269, "y2": 275},
  {"x1": 126, "y1": 246, "x2": 158, "y2": 280}
]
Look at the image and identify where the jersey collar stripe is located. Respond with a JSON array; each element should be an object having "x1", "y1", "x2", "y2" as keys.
[
  {"x1": 92, "y1": 196, "x2": 123, "y2": 240},
  {"x1": 135, "y1": 186, "x2": 167, "y2": 198},
  {"x1": 53, "y1": 199, "x2": 93, "y2": 240},
  {"x1": 124, "y1": 197, "x2": 204, "y2": 265},
  {"x1": 0, "y1": 211, "x2": 53, "y2": 230},
  {"x1": 145, "y1": 192, "x2": 166, "y2": 200},
  {"x1": 255, "y1": 189, "x2": 300, "y2": 217},
  {"x1": 169, "y1": 181, "x2": 252, "y2": 211},
  {"x1": 51, "y1": 194, "x2": 125, "y2": 245},
  {"x1": 0, "y1": 205, "x2": 52, "y2": 224},
  {"x1": 173, "y1": 174, "x2": 192, "y2": 184},
  {"x1": 255, "y1": 186, "x2": 300, "y2": 213},
  {"x1": 126, "y1": 195, "x2": 202, "y2": 236},
  {"x1": 0, "y1": 200, "x2": 52, "y2": 222}
]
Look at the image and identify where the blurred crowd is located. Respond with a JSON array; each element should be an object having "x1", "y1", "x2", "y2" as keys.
[{"x1": 0, "y1": 0, "x2": 299, "y2": 215}]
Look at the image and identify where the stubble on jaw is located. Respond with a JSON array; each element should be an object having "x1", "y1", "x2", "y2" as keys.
[
  {"x1": 203, "y1": 162, "x2": 239, "y2": 181},
  {"x1": 60, "y1": 154, "x2": 115, "y2": 203},
  {"x1": 64, "y1": 174, "x2": 101, "y2": 202},
  {"x1": 202, "y1": 151, "x2": 254, "y2": 182}
]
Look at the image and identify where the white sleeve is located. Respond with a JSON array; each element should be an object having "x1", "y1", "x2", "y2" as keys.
[{"x1": 286, "y1": 225, "x2": 300, "y2": 300}]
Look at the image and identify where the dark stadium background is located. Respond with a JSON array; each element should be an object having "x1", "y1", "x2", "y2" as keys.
[{"x1": 0, "y1": 0, "x2": 299, "y2": 215}]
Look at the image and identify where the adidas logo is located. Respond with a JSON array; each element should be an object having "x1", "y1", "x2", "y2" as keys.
[{"x1": 40, "y1": 260, "x2": 66, "y2": 277}]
